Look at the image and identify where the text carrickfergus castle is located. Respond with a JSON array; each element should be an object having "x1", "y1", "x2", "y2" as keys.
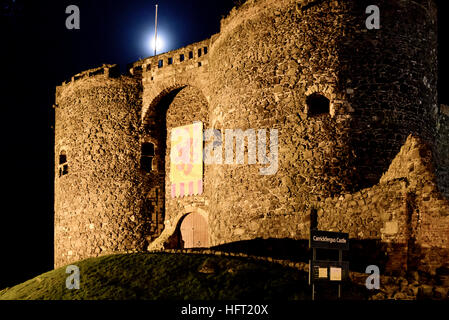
[{"x1": 54, "y1": 0, "x2": 449, "y2": 277}]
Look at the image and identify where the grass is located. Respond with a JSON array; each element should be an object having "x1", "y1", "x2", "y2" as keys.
[{"x1": 0, "y1": 253, "x2": 370, "y2": 300}]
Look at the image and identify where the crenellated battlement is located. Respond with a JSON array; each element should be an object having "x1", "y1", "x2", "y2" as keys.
[
  {"x1": 128, "y1": 37, "x2": 216, "y2": 82},
  {"x1": 59, "y1": 64, "x2": 120, "y2": 87}
]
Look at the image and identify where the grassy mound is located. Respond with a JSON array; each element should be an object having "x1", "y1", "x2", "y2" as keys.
[{"x1": 0, "y1": 253, "x2": 369, "y2": 300}]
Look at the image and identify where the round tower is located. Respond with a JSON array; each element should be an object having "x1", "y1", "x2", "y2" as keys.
[
  {"x1": 54, "y1": 65, "x2": 157, "y2": 267},
  {"x1": 207, "y1": 0, "x2": 438, "y2": 245}
]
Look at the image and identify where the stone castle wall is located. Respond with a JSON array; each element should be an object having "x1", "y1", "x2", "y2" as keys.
[
  {"x1": 54, "y1": 66, "x2": 152, "y2": 268},
  {"x1": 379, "y1": 135, "x2": 449, "y2": 274},
  {"x1": 206, "y1": 0, "x2": 439, "y2": 248},
  {"x1": 436, "y1": 105, "x2": 449, "y2": 197},
  {"x1": 54, "y1": 0, "x2": 448, "y2": 275}
]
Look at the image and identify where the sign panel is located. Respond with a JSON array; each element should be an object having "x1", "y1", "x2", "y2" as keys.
[
  {"x1": 310, "y1": 230, "x2": 349, "y2": 250},
  {"x1": 170, "y1": 122, "x2": 203, "y2": 198},
  {"x1": 330, "y1": 267, "x2": 342, "y2": 281},
  {"x1": 311, "y1": 260, "x2": 349, "y2": 283},
  {"x1": 318, "y1": 267, "x2": 328, "y2": 279}
]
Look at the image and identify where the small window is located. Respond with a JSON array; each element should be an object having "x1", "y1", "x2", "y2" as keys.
[
  {"x1": 198, "y1": 62, "x2": 202, "y2": 67},
  {"x1": 180, "y1": 54, "x2": 185, "y2": 62},
  {"x1": 146, "y1": 64, "x2": 151, "y2": 71},
  {"x1": 168, "y1": 57, "x2": 173, "y2": 65},
  {"x1": 189, "y1": 51, "x2": 194, "y2": 59},
  {"x1": 306, "y1": 93, "x2": 330, "y2": 117},
  {"x1": 198, "y1": 48, "x2": 202, "y2": 57},
  {"x1": 158, "y1": 60, "x2": 164, "y2": 68},
  {"x1": 59, "y1": 151, "x2": 68, "y2": 177},
  {"x1": 142, "y1": 143, "x2": 155, "y2": 157},
  {"x1": 203, "y1": 47, "x2": 208, "y2": 55},
  {"x1": 141, "y1": 143, "x2": 155, "y2": 173},
  {"x1": 59, "y1": 153, "x2": 67, "y2": 165}
]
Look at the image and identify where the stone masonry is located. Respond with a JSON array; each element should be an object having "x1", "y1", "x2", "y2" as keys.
[{"x1": 54, "y1": 0, "x2": 448, "y2": 279}]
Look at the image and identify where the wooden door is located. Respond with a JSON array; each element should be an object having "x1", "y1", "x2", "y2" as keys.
[{"x1": 180, "y1": 212, "x2": 209, "y2": 248}]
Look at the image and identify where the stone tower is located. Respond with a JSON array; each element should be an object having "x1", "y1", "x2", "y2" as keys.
[
  {"x1": 204, "y1": 0, "x2": 439, "y2": 246},
  {"x1": 54, "y1": 65, "x2": 164, "y2": 267}
]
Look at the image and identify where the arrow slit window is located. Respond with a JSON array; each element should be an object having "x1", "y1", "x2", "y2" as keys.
[
  {"x1": 59, "y1": 150, "x2": 68, "y2": 177},
  {"x1": 141, "y1": 142, "x2": 155, "y2": 173}
]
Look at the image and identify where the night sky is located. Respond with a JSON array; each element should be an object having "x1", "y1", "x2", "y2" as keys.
[{"x1": 0, "y1": 0, "x2": 447, "y2": 290}]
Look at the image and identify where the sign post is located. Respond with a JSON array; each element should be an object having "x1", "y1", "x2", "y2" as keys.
[{"x1": 309, "y1": 230, "x2": 349, "y2": 300}]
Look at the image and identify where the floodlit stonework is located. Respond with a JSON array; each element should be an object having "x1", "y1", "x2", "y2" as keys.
[{"x1": 54, "y1": 0, "x2": 448, "y2": 281}]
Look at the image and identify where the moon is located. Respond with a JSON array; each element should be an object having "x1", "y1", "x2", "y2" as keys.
[{"x1": 150, "y1": 36, "x2": 164, "y2": 54}]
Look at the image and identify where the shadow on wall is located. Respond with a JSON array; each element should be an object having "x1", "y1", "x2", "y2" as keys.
[
  {"x1": 335, "y1": 0, "x2": 438, "y2": 192},
  {"x1": 211, "y1": 238, "x2": 388, "y2": 274},
  {"x1": 210, "y1": 238, "x2": 448, "y2": 278}
]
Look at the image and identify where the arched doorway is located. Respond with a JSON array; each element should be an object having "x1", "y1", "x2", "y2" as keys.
[
  {"x1": 142, "y1": 85, "x2": 210, "y2": 250},
  {"x1": 180, "y1": 212, "x2": 209, "y2": 248}
]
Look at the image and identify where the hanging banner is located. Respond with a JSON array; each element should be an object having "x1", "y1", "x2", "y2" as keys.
[{"x1": 170, "y1": 122, "x2": 203, "y2": 198}]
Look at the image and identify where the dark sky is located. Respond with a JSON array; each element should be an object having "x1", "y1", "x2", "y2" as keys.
[{"x1": 0, "y1": 0, "x2": 448, "y2": 290}]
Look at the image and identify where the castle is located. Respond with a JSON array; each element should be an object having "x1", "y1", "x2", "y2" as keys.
[{"x1": 54, "y1": 0, "x2": 449, "y2": 277}]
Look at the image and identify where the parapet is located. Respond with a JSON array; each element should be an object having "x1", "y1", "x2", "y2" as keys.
[
  {"x1": 55, "y1": 64, "x2": 124, "y2": 104},
  {"x1": 128, "y1": 37, "x2": 216, "y2": 79},
  {"x1": 59, "y1": 64, "x2": 120, "y2": 86}
]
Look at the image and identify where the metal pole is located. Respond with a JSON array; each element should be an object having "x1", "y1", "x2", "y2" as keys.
[
  {"x1": 155, "y1": 188, "x2": 158, "y2": 231},
  {"x1": 308, "y1": 259, "x2": 311, "y2": 285},
  {"x1": 312, "y1": 283, "x2": 315, "y2": 301},
  {"x1": 312, "y1": 248, "x2": 316, "y2": 301},
  {"x1": 338, "y1": 249, "x2": 342, "y2": 299},
  {"x1": 154, "y1": 4, "x2": 158, "y2": 56}
]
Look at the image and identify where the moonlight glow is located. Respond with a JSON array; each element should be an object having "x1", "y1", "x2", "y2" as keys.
[{"x1": 150, "y1": 36, "x2": 165, "y2": 54}]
